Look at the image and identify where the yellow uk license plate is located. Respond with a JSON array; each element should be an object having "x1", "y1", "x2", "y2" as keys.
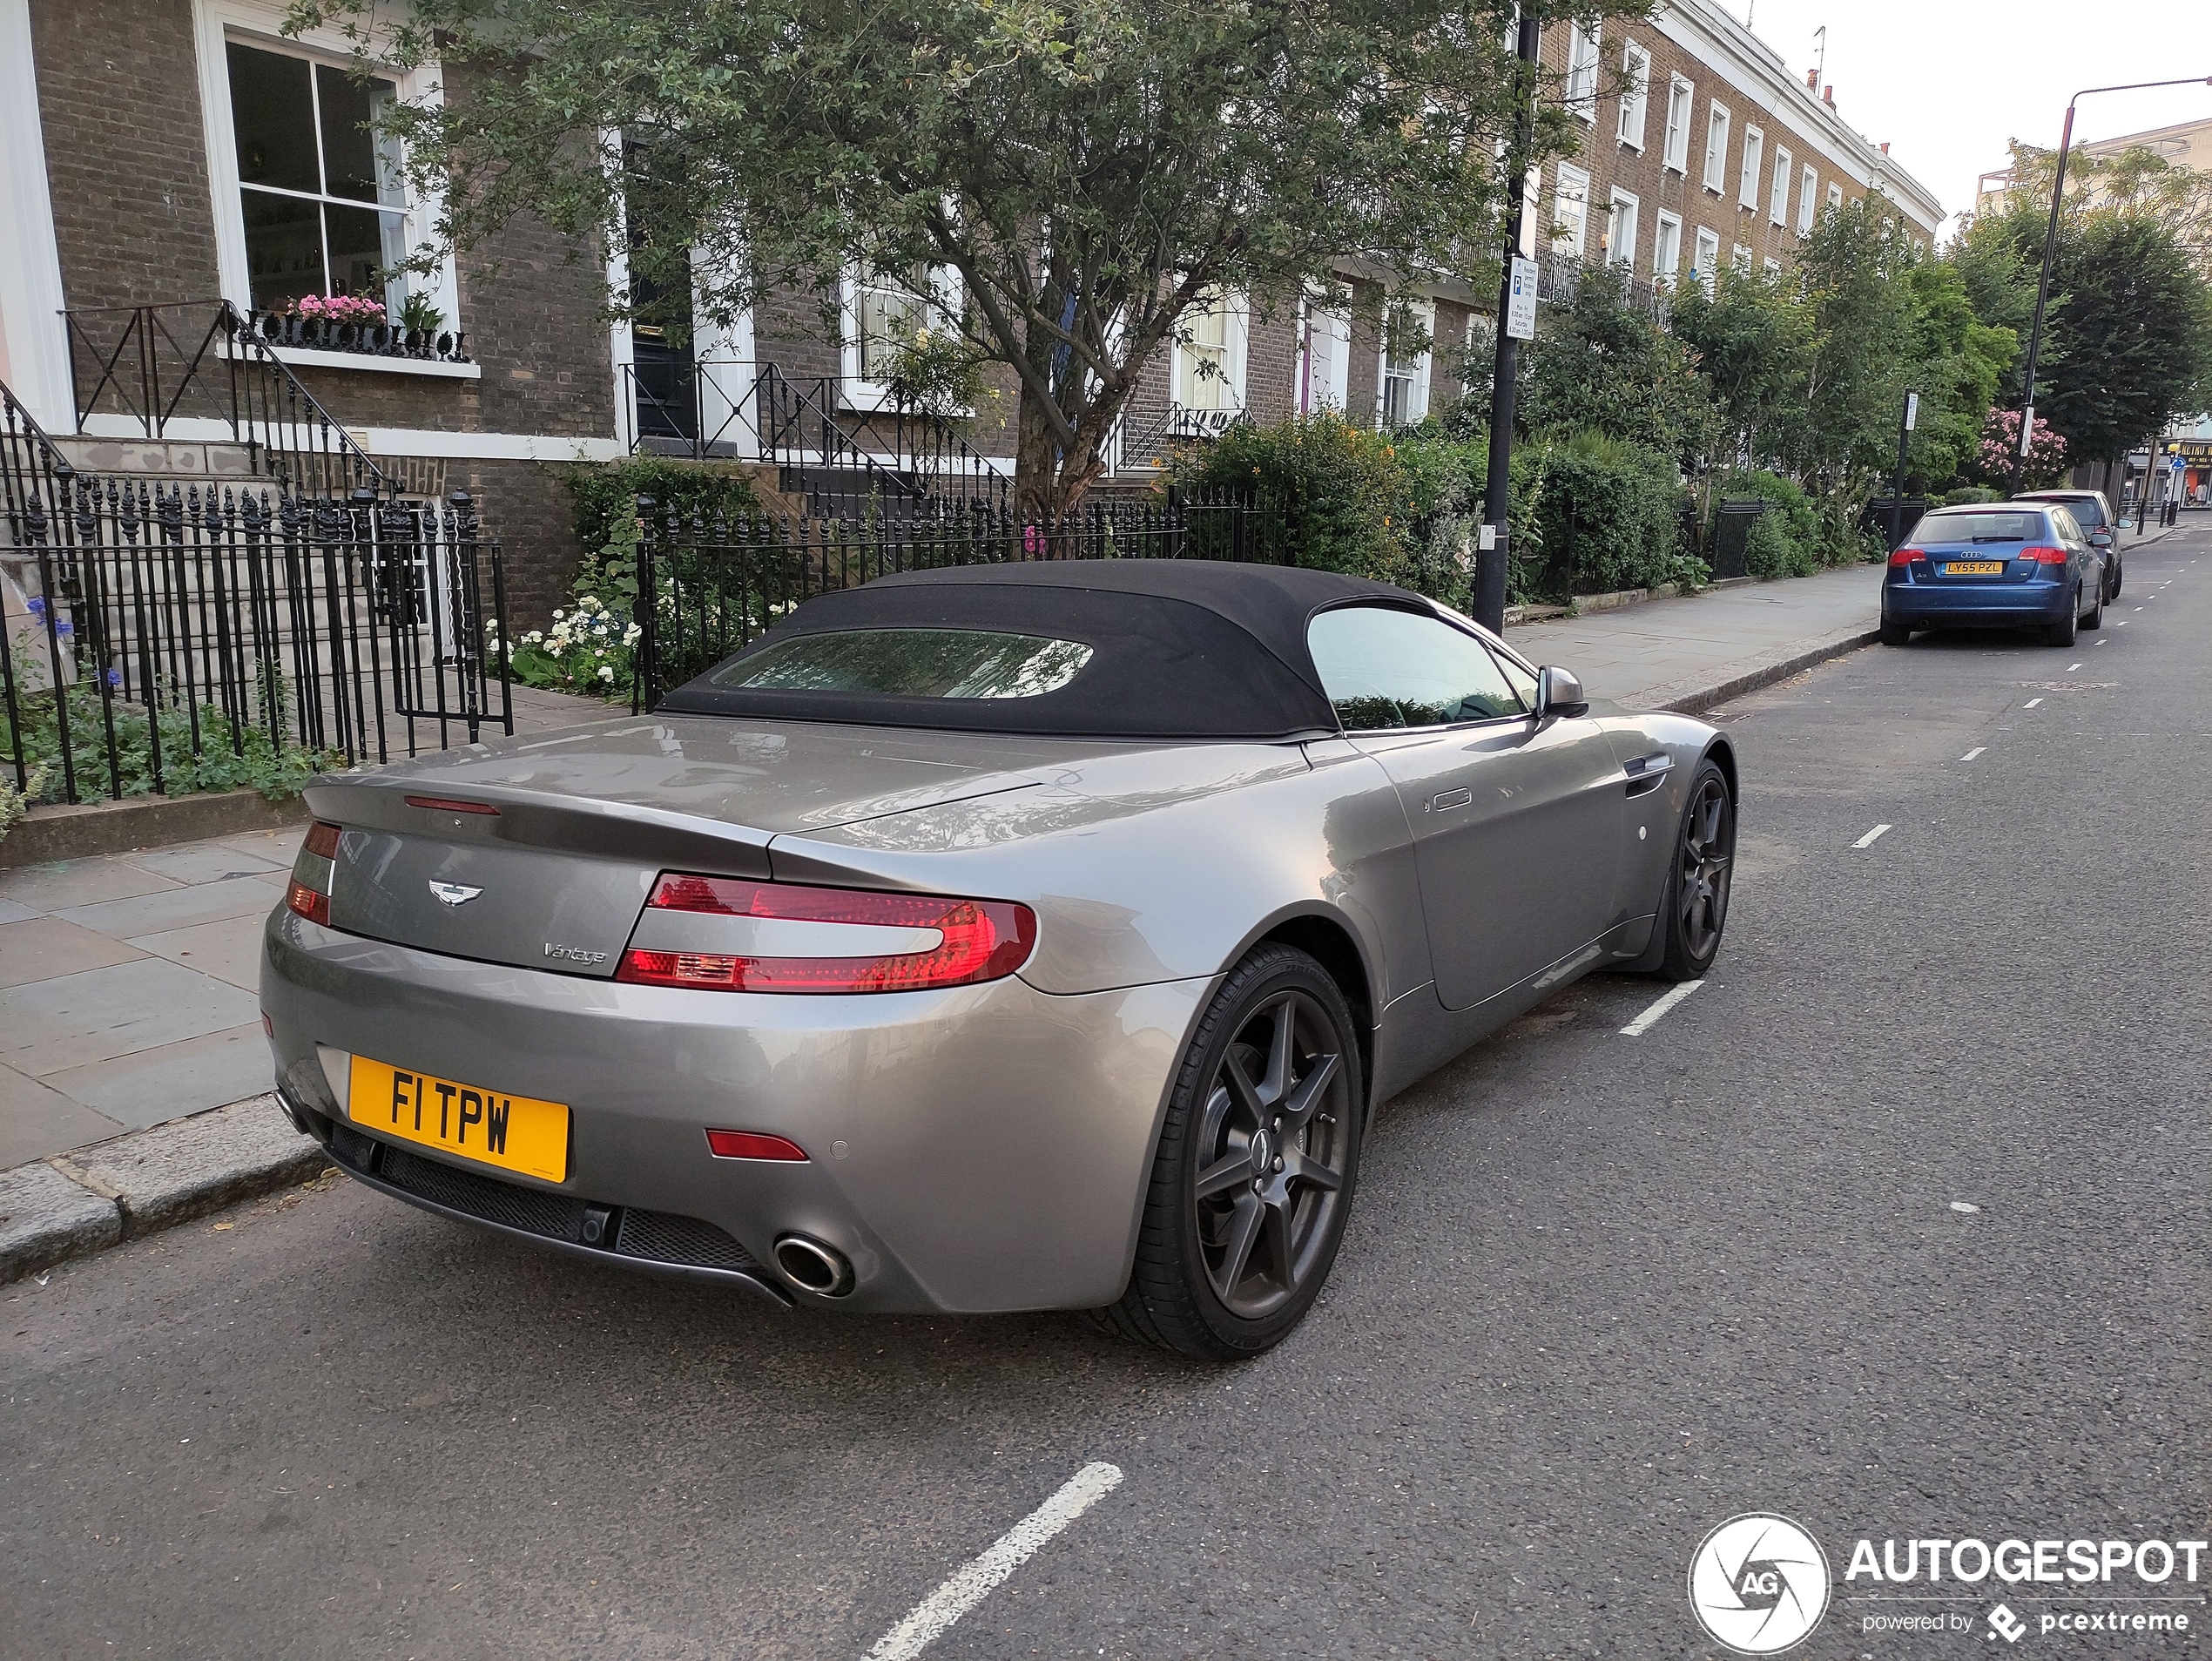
[
  {"x1": 348, "y1": 1056, "x2": 570, "y2": 1184},
  {"x1": 1945, "y1": 559, "x2": 2006, "y2": 575}
]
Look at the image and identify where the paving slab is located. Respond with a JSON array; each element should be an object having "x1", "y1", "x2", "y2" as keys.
[
  {"x1": 65, "y1": 1094, "x2": 330, "y2": 1238},
  {"x1": 124, "y1": 912, "x2": 268, "y2": 992},
  {"x1": 0, "y1": 915, "x2": 149, "y2": 989},
  {"x1": 0, "y1": 898, "x2": 37, "y2": 925},
  {"x1": 0, "y1": 957, "x2": 262, "y2": 1077},
  {"x1": 51, "y1": 874, "x2": 283, "y2": 939},
  {"x1": 0, "y1": 1063, "x2": 126, "y2": 1170},
  {"x1": 0, "y1": 1158, "x2": 121, "y2": 1281},
  {"x1": 118, "y1": 840, "x2": 293, "y2": 885},
  {"x1": 37, "y1": 1023, "x2": 273, "y2": 1130},
  {"x1": 0, "y1": 858, "x2": 182, "y2": 915}
]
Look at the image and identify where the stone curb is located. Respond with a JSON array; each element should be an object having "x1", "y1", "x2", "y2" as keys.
[
  {"x1": 1648, "y1": 625, "x2": 1884, "y2": 718},
  {"x1": 0, "y1": 1095, "x2": 332, "y2": 1285},
  {"x1": 1, "y1": 788, "x2": 308, "y2": 870}
]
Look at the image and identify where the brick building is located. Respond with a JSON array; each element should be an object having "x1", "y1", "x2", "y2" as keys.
[{"x1": 0, "y1": 0, "x2": 1940, "y2": 618}]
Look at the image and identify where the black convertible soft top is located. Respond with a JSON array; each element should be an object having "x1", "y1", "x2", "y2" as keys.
[{"x1": 656, "y1": 560, "x2": 1428, "y2": 739}]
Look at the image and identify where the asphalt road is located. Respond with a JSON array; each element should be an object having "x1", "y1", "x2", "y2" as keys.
[{"x1": 6, "y1": 525, "x2": 2207, "y2": 1661}]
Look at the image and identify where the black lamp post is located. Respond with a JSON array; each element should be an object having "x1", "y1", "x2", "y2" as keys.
[
  {"x1": 1477, "y1": 10, "x2": 1544, "y2": 634},
  {"x1": 2013, "y1": 76, "x2": 2212, "y2": 492}
]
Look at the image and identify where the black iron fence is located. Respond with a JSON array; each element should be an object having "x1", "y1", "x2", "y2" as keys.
[
  {"x1": 63, "y1": 300, "x2": 395, "y2": 501},
  {"x1": 631, "y1": 490, "x2": 1312, "y2": 708},
  {"x1": 3, "y1": 449, "x2": 509, "y2": 807}
]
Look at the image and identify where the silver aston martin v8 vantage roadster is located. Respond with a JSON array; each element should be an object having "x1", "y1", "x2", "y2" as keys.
[{"x1": 261, "y1": 560, "x2": 1737, "y2": 1360}]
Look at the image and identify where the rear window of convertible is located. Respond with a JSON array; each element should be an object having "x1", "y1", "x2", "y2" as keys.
[{"x1": 710, "y1": 628, "x2": 1095, "y2": 699}]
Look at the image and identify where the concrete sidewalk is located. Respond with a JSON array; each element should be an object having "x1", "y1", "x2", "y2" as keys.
[{"x1": 1507, "y1": 564, "x2": 1878, "y2": 711}]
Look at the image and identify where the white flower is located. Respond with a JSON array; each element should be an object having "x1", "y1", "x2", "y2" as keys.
[
  {"x1": 598, "y1": 665, "x2": 616, "y2": 682},
  {"x1": 525, "y1": 631, "x2": 543, "y2": 645},
  {"x1": 623, "y1": 624, "x2": 642, "y2": 645},
  {"x1": 552, "y1": 609, "x2": 565, "y2": 620}
]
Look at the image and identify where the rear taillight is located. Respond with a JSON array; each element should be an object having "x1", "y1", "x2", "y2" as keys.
[
  {"x1": 616, "y1": 873, "x2": 1037, "y2": 994},
  {"x1": 2024, "y1": 545, "x2": 2067, "y2": 565},
  {"x1": 287, "y1": 820, "x2": 341, "y2": 928},
  {"x1": 1888, "y1": 547, "x2": 1923, "y2": 567}
]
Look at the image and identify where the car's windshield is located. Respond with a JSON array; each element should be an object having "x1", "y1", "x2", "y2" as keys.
[
  {"x1": 1915, "y1": 511, "x2": 2045, "y2": 544},
  {"x1": 711, "y1": 628, "x2": 1095, "y2": 699}
]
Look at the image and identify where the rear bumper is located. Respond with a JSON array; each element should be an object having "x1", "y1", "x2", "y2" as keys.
[
  {"x1": 260, "y1": 907, "x2": 1212, "y2": 1313},
  {"x1": 1883, "y1": 577, "x2": 2074, "y2": 629}
]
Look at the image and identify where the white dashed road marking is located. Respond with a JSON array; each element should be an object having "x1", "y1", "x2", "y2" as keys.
[
  {"x1": 2067, "y1": 662, "x2": 2082, "y2": 670},
  {"x1": 1621, "y1": 980, "x2": 1703, "y2": 1037},
  {"x1": 1961, "y1": 747, "x2": 1986, "y2": 761},
  {"x1": 864, "y1": 1464, "x2": 1124, "y2": 1661},
  {"x1": 1852, "y1": 824, "x2": 1893, "y2": 849},
  {"x1": 2022, "y1": 698, "x2": 2042, "y2": 708},
  {"x1": 1951, "y1": 1201, "x2": 1981, "y2": 1215}
]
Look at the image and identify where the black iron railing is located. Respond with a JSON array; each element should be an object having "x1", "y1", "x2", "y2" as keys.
[
  {"x1": 62, "y1": 300, "x2": 397, "y2": 500},
  {"x1": 631, "y1": 490, "x2": 1332, "y2": 709},
  {"x1": 3, "y1": 464, "x2": 509, "y2": 806},
  {"x1": 624, "y1": 358, "x2": 1009, "y2": 511}
]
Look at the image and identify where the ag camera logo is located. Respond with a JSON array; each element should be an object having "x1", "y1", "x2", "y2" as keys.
[{"x1": 1689, "y1": 1514, "x2": 1832, "y2": 1654}]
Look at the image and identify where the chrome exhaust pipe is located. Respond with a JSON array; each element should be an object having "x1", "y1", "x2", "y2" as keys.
[{"x1": 772, "y1": 1233, "x2": 855, "y2": 1297}]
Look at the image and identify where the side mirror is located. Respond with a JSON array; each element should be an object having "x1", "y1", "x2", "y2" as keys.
[
  {"x1": 1534, "y1": 665, "x2": 1588, "y2": 719},
  {"x1": 2089, "y1": 530, "x2": 2113, "y2": 547}
]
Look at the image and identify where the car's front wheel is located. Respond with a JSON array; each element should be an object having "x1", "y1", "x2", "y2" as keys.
[
  {"x1": 1651, "y1": 760, "x2": 1736, "y2": 982},
  {"x1": 1096, "y1": 944, "x2": 1363, "y2": 1361}
]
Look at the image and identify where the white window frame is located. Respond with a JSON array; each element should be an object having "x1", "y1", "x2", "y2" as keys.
[
  {"x1": 1617, "y1": 43, "x2": 1650, "y2": 150},
  {"x1": 840, "y1": 262, "x2": 962, "y2": 412},
  {"x1": 1565, "y1": 24, "x2": 1602, "y2": 121},
  {"x1": 1798, "y1": 165, "x2": 1818, "y2": 235},
  {"x1": 1731, "y1": 244, "x2": 1751, "y2": 272},
  {"x1": 1771, "y1": 146, "x2": 1792, "y2": 226},
  {"x1": 1551, "y1": 163, "x2": 1591, "y2": 260},
  {"x1": 1295, "y1": 294, "x2": 1350, "y2": 415},
  {"x1": 1691, "y1": 227, "x2": 1721, "y2": 294},
  {"x1": 1739, "y1": 126, "x2": 1764, "y2": 211},
  {"x1": 1662, "y1": 76, "x2": 1694, "y2": 172},
  {"x1": 1374, "y1": 297, "x2": 1434, "y2": 429},
  {"x1": 1653, "y1": 211, "x2": 1683, "y2": 286},
  {"x1": 1763, "y1": 256, "x2": 1783, "y2": 276},
  {"x1": 1703, "y1": 101, "x2": 1730, "y2": 193},
  {"x1": 1827, "y1": 181, "x2": 1845, "y2": 214},
  {"x1": 1606, "y1": 189, "x2": 1639, "y2": 269},
  {"x1": 1170, "y1": 285, "x2": 1251, "y2": 419},
  {"x1": 192, "y1": 0, "x2": 460, "y2": 339}
]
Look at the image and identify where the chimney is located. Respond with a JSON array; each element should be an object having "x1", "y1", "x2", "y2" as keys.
[
  {"x1": 1880, "y1": 141, "x2": 1891, "y2": 155},
  {"x1": 1806, "y1": 68, "x2": 1818, "y2": 90},
  {"x1": 1823, "y1": 85, "x2": 1835, "y2": 106}
]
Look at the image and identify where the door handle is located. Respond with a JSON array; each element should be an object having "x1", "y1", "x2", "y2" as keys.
[{"x1": 1428, "y1": 787, "x2": 1474, "y2": 812}]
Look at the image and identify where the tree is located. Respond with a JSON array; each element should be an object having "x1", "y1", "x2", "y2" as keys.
[
  {"x1": 1523, "y1": 264, "x2": 1713, "y2": 462},
  {"x1": 300, "y1": 0, "x2": 1653, "y2": 517},
  {"x1": 1669, "y1": 263, "x2": 1814, "y2": 475},
  {"x1": 1789, "y1": 195, "x2": 1924, "y2": 496},
  {"x1": 1896, "y1": 259, "x2": 2014, "y2": 492}
]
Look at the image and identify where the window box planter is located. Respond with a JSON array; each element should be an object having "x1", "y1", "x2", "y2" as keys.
[{"x1": 239, "y1": 307, "x2": 471, "y2": 368}]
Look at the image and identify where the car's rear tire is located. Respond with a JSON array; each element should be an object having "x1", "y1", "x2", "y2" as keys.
[
  {"x1": 1651, "y1": 760, "x2": 1736, "y2": 983},
  {"x1": 2108, "y1": 557, "x2": 2123, "y2": 599},
  {"x1": 1879, "y1": 619, "x2": 1912, "y2": 646},
  {"x1": 1094, "y1": 944, "x2": 1363, "y2": 1362},
  {"x1": 2047, "y1": 589, "x2": 2080, "y2": 647}
]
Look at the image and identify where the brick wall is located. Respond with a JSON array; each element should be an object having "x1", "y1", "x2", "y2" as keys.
[
  {"x1": 31, "y1": 0, "x2": 223, "y2": 312},
  {"x1": 456, "y1": 461, "x2": 586, "y2": 628}
]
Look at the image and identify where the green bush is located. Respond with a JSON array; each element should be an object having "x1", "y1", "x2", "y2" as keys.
[
  {"x1": 1742, "y1": 510, "x2": 1814, "y2": 579},
  {"x1": 3, "y1": 684, "x2": 340, "y2": 807},
  {"x1": 1939, "y1": 484, "x2": 2004, "y2": 506},
  {"x1": 1514, "y1": 430, "x2": 1696, "y2": 598},
  {"x1": 565, "y1": 456, "x2": 761, "y2": 555},
  {"x1": 1163, "y1": 411, "x2": 1420, "y2": 584}
]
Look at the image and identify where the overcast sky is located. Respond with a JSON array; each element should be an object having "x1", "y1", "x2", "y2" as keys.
[{"x1": 1712, "y1": 0, "x2": 2212, "y2": 239}]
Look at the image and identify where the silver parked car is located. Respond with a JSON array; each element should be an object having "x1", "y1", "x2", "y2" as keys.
[{"x1": 262, "y1": 562, "x2": 1737, "y2": 1360}]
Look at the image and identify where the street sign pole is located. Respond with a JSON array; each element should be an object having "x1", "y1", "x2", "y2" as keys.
[
  {"x1": 1478, "y1": 10, "x2": 1543, "y2": 635},
  {"x1": 1891, "y1": 390, "x2": 1919, "y2": 549}
]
